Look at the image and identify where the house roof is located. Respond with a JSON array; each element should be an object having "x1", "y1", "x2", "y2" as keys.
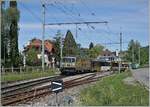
[
  {"x1": 44, "y1": 40, "x2": 54, "y2": 52},
  {"x1": 24, "y1": 38, "x2": 54, "y2": 53},
  {"x1": 100, "y1": 49, "x2": 116, "y2": 56}
]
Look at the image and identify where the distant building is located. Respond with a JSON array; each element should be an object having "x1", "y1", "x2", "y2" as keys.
[
  {"x1": 101, "y1": 49, "x2": 116, "y2": 56},
  {"x1": 97, "y1": 49, "x2": 119, "y2": 62},
  {"x1": 23, "y1": 38, "x2": 55, "y2": 67}
]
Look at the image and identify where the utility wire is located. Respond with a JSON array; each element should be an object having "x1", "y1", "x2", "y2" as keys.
[
  {"x1": 86, "y1": 24, "x2": 117, "y2": 44},
  {"x1": 46, "y1": 1, "x2": 87, "y2": 38},
  {"x1": 19, "y1": 3, "x2": 42, "y2": 23},
  {"x1": 101, "y1": 42, "x2": 128, "y2": 45},
  {"x1": 56, "y1": 1, "x2": 81, "y2": 17},
  {"x1": 45, "y1": 6, "x2": 59, "y2": 22},
  {"x1": 79, "y1": 0, "x2": 96, "y2": 16},
  {"x1": 48, "y1": 1, "x2": 115, "y2": 46},
  {"x1": 70, "y1": 3, "x2": 81, "y2": 17},
  {"x1": 104, "y1": 23, "x2": 119, "y2": 43},
  {"x1": 47, "y1": 3, "x2": 76, "y2": 22},
  {"x1": 53, "y1": 0, "x2": 86, "y2": 22},
  {"x1": 45, "y1": 1, "x2": 118, "y2": 48},
  {"x1": 105, "y1": 23, "x2": 118, "y2": 36},
  {"x1": 52, "y1": 0, "x2": 115, "y2": 45},
  {"x1": 45, "y1": 2, "x2": 85, "y2": 40},
  {"x1": 53, "y1": 1, "x2": 85, "y2": 22}
]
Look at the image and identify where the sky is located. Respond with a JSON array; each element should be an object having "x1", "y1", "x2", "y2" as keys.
[{"x1": 12, "y1": 0, "x2": 149, "y2": 51}]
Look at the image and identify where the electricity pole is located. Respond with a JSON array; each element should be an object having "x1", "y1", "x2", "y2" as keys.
[
  {"x1": 119, "y1": 31, "x2": 122, "y2": 73},
  {"x1": 139, "y1": 46, "x2": 140, "y2": 65},
  {"x1": 0, "y1": 1, "x2": 2, "y2": 71},
  {"x1": 60, "y1": 34, "x2": 63, "y2": 68},
  {"x1": 132, "y1": 45, "x2": 134, "y2": 64},
  {"x1": 42, "y1": 4, "x2": 45, "y2": 71}
]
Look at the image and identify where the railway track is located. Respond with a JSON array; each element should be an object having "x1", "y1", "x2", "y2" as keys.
[
  {"x1": 1, "y1": 71, "x2": 114, "y2": 106},
  {"x1": 1, "y1": 75, "x2": 65, "y2": 98}
]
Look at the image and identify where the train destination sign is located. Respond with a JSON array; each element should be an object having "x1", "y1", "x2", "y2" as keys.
[{"x1": 51, "y1": 80, "x2": 64, "y2": 93}]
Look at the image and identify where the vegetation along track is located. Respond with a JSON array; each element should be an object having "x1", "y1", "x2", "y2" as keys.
[{"x1": 1, "y1": 71, "x2": 114, "y2": 106}]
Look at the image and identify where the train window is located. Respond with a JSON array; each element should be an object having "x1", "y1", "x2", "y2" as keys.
[
  {"x1": 100, "y1": 62, "x2": 111, "y2": 66},
  {"x1": 63, "y1": 58, "x2": 71, "y2": 62},
  {"x1": 112, "y1": 63, "x2": 118, "y2": 67},
  {"x1": 62, "y1": 57, "x2": 76, "y2": 63},
  {"x1": 71, "y1": 58, "x2": 76, "y2": 62}
]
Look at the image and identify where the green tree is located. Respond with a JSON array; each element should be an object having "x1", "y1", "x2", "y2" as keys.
[
  {"x1": 125, "y1": 40, "x2": 134, "y2": 62},
  {"x1": 53, "y1": 30, "x2": 61, "y2": 61},
  {"x1": 78, "y1": 48, "x2": 89, "y2": 58},
  {"x1": 140, "y1": 46, "x2": 149, "y2": 65},
  {"x1": 89, "y1": 42, "x2": 94, "y2": 49},
  {"x1": 88, "y1": 44, "x2": 104, "y2": 58},
  {"x1": 1, "y1": 1, "x2": 10, "y2": 66},
  {"x1": 125, "y1": 40, "x2": 141, "y2": 64},
  {"x1": 1, "y1": 1, "x2": 7, "y2": 65},
  {"x1": 63, "y1": 30, "x2": 78, "y2": 56},
  {"x1": 5, "y1": 1, "x2": 20, "y2": 67},
  {"x1": 26, "y1": 47, "x2": 41, "y2": 66}
]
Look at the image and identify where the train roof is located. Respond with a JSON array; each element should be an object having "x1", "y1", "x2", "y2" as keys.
[
  {"x1": 62, "y1": 56, "x2": 76, "y2": 59},
  {"x1": 91, "y1": 59, "x2": 111, "y2": 62}
]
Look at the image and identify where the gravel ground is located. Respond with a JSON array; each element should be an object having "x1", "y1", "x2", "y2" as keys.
[
  {"x1": 18, "y1": 81, "x2": 97, "y2": 106},
  {"x1": 16, "y1": 72, "x2": 111, "y2": 106}
]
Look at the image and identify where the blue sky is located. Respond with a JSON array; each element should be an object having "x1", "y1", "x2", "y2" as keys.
[{"x1": 17, "y1": 0, "x2": 148, "y2": 51}]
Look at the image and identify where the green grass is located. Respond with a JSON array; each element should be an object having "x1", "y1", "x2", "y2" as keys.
[
  {"x1": 1, "y1": 69, "x2": 57, "y2": 82},
  {"x1": 79, "y1": 71, "x2": 149, "y2": 106}
]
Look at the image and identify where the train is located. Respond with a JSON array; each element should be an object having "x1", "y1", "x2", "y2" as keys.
[{"x1": 60, "y1": 56, "x2": 129, "y2": 75}]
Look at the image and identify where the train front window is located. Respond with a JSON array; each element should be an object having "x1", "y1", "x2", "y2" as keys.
[
  {"x1": 62, "y1": 58, "x2": 76, "y2": 63},
  {"x1": 71, "y1": 58, "x2": 75, "y2": 62},
  {"x1": 63, "y1": 58, "x2": 71, "y2": 63},
  {"x1": 100, "y1": 62, "x2": 111, "y2": 66}
]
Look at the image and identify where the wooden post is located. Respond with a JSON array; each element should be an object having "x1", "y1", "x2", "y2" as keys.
[
  {"x1": 12, "y1": 66, "x2": 14, "y2": 73},
  {"x1": 20, "y1": 66, "x2": 22, "y2": 73},
  {"x1": 2, "y1": 66, "x2": 5, "y2": 74}
]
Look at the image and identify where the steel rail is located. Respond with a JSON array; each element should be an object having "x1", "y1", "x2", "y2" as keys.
[
  {"x1": 1, "y1": 71, "x2": 114, "y2": 106},
  {"x1": 1, "y1": 75, "x2": 65, "y2": 96}
]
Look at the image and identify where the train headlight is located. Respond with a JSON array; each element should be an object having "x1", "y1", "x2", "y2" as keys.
[{"x1": 72, "y1": 63, "x2": 75, "y2": 67}]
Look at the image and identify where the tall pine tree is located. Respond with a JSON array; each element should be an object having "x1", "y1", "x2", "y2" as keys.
[
  {"x1": 53, "y1": 30, "x2": 61, "y2": 61},
  {"x1": 6, "y1": 1, "x2": 20, "y2": 67},
  {"x1": 63, "y1": 30, "x2": 78, "y2": 56},
  {"x1": 1, "y1": 1, "x2": 5, "y2": 64},
  {"x1": 89, "y1": 42, "x2": 94, "y2": 49},
  {"x1": 1, "y1": 1, "x2": 9, "y2": 66}
]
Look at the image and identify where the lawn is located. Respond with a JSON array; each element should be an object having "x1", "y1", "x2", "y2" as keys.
[
  {"x1": 79, "y1": 71, "x2": 149, "y2": 106},
  {"x1": 1, "y1": 69, "x2": 57, "y2": 82}
]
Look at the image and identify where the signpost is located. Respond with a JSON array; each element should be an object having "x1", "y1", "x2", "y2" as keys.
[{"x1": 51, "y1": 80, "x2": 64, "y2": 106}]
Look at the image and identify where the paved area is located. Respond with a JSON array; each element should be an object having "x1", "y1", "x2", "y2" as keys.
[{"x1": 131, "y1": 68, "x2": 149, "y2": 89}]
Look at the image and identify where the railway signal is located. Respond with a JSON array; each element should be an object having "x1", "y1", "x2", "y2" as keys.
[
  {"x1": 51, "y1": 80, "x2": 63, "y2": 106},
  {"x1": 51, "y1": 80, "x2": 64, "y2": 93}
]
